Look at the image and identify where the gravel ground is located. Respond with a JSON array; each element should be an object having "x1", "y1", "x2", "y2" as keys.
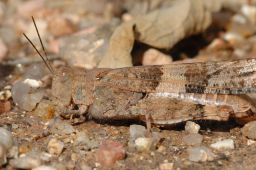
[{"x1": 1, "y1": 0, "x2": 256, "y2": 169}]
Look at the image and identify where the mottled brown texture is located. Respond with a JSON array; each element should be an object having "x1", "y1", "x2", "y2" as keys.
[
  {"x1": 97, "y1": 59, "x2": 256, "y2": 94},
  {"x1": 52, "y1": 58, "x2": 256, "y2": 125}
]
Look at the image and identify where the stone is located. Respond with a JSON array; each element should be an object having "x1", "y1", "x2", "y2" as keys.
[
  {"x1": 129, "y1": 125, "x2": 146, "y2": 141},
  {"x1": 10, "y1": 154, "x2": 41, "y2": 169},
  {"x1": 0, "y1": 127, "x2": 13, "y2": 150},
  {"x1": 135, "y1": 137, "x2": 153, "y2": 152},
  {"x1": 183, "y1": 134, "x2": 203, "y2": 146},
  {"x1": 241, "y1": 4, "x2": 256, "y2": 24},
  {"x1": 12, "y1": 79, "x2": 44, "y2": 111},
  {"x1": 185, "y1": 121, "x2": 200, "y2": 134},
  {"x1": 247, "y1": 139, "x2": 256, "y2": 146},
  {"x1": 0, "y1": 100, "x2": 11, "y2": 114},
  {"x1": 74, "y1": 132, "x2": 98, "y2": 150},
  {"x1": 47, "y1": 138, "x2": 64, "y2": 156},
  {"x1": 242, "y1": 121, "x2": 256, "y2": 140},
  {"x1": 32, "y1": 99, "x2": 55, "y2": 120},
  {"x1": 210, "y1": 139, "x2": 235, "y2": 150},
  {"x1": 95, "y1": 140, "x2": 125, "y2": 167},
  {"x1": 159, "y1": 162, "x2": 173, "y2": 170},
  {"x1": 142, "y1": 48, "x2": 173, "y2": 65},
  {"x1": 187, "y1": 146, "x2": 215, "y2": 162},
  {"x1": 49, "y1": 119, "x2": 75, "y2": 135}
]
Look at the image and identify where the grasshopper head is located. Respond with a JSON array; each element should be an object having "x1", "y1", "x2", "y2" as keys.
[
  {"x1": 51, "y1": 66, "x2": 89, "y2": 109},
  {"x1": 51, "y1": 67, "x2": 73, "y2": 107}
]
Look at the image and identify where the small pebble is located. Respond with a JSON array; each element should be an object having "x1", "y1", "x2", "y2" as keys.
[
  {"x1": 0, "y1": 144, "x2": 7, "y2": 166},
  {"x1": 207, "y1": 38, "x2": 227, "y2": 50},
  {"x1": 210, "y1": 139, "x2": 235, "y2": 150},
  {"x1": 241, "y1": 4, "x2": 256, "y2": 24},
  {"x1": 157, "y1": 145, "x2": 166, "y2": 153},
  {"x1": 247, "y1": 139, "x2": 256, "y2": 146},
  {"x1": 129, "y1": 125, "x2": 146, "y2": 141},
  {"x1": 135, "y1": 137, "x2": 153, "y2": 152},
  {"x1": 10, "y1": 154, "x2": 41, "y2": 169},
  {"x1": 74, "y1": 132, "x2": 90, "y2": 145},
  {"x1": 8, "y1": 146, "x2": 19, "y2": 159},
  {"x1": 33, "y1": 99, "x2": 55, "y2": 120},
  {"x1": 47, "y1": 138, "x2": 64, "y2": 156},
  {"x1": 23, "y1": 79, "x2": 42, "y2": 88},
  {"x1": 95, "y1": 140, "x2": 125, "y2": 167},
  {"x1": 223, "y1": 32, "x2": 244, "y2": 44},
  {"x1": 0, "y1": 100, "x2": 11, "y2": 114},
  {"x1": 183, "y1": 134, "x2": 203, "y2": 146},
  {"x1": 0, "y1": 127, "x2": 13, "y2": 150},
  {"x1": 159, "y1": 162, "x2": 173, "y2": 170},
  {"x1": 185, "y1": 121, "x2": 200, "y2": 134},
  {"x1": 142, "y1": 48, "x2": 173, "y2": 65},
  {"x1": 32, "y1": 165, "x2": 57, "y2": 170},
  {"x1": 12, "y1": 79, "x2": 44, "y2": 111},
  {"x1": 49, "y1": 119, "x2": 75, "y2": 135},
  {"x1": 74, "y1": 132, "x2": 98, "y2": 150},
  {"x1": 187, "y1": 146, "x2": 215, "y2": 162},
  {"x1": 242, "y1": 121, "x2": 256, "y2": 140}
]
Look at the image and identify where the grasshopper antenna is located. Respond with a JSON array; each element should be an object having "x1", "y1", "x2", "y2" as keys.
[
  {"x1": 31, "y1": 16, "x2": 54, "y2": 74},
  {"x1": 23, "y1": 33, "x2": 54, "y2": 74},
  {"x1": 23, "y1": 16, "x2": 54, "y2": 74}
]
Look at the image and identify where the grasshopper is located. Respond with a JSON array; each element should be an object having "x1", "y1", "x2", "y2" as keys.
[{"x1": 23, "y1": 17, "x2": 256, "y2": 127}]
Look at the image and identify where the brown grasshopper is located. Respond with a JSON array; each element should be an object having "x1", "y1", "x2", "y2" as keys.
[{"x1": 23, "y1": 17, "x2": 256, "y2": 127}]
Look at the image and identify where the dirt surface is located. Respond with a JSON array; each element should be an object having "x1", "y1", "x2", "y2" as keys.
[{"x1": 1, "y1": 0, "x2": 256, "y2": 169}]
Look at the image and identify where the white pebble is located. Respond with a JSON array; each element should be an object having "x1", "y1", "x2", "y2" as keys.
[
  {"x1": 47, "y1": 138, "x2": 64, "y2": 156},
  {"x1": 232, "y1": 14, "x2": 247, "y2": 24},
  {"x1": 210, "y1": 139, "x2": 235, "y2": 150},
  {"x1": 159, "y1": 162, "x2": 173, "y2": 170},
  {"x1": 185, "y1": 121, "x2": 200, "y2": 134},
  {"x1": 23, "y1": 79, "x2": 42, "y2": 88},
  {"x1": 0, "y1": 127, "x2": 13, "y2": 150},
  {"x1": 187, "y1": 146, "x2": 215, "y2": 162},
  {"x1": 223, "y1": 32, "x2": 244, "y2": 43},
  {"x1": 135, "y1": 137, "x2": 153, "y2": 152},
  {"x1": 32, "y1": 165, "x2": 57, "y2": 170},
  {"x1": 247, "y1": 139, "x2": 256, "y2": 146}
]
